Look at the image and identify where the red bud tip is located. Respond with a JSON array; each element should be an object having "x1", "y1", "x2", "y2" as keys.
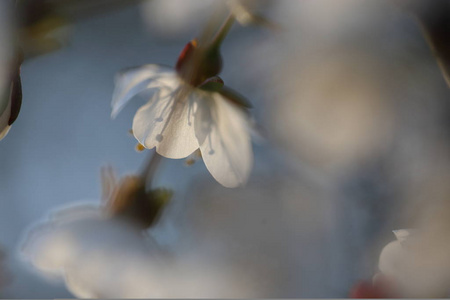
[{"x1": 175, "y1": 39, "x2": 197, "y2": 74}]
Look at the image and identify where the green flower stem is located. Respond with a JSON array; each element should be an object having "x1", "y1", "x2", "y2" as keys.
[
  {"x1": 209, "y1": 13, "x2": 235, "y2": 50},
  {"x1": 139, "y1": 150, "x2": 163, "y2": 188}
]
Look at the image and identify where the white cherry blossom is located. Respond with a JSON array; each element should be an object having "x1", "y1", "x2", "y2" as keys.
[
  {"x1": 21, "y1": 203, "x2": 166, "y2": 298},
  {"x1": 22, "y1": 203, "x2": 252, "y2": 298},
  {"x1": 20, "y1": 173, "x2": 257, "y2": 298},
  {"x1": 112, "y1": 63, "x2": 253, "y2": 188},
  {"x1": 378, "y1": 229, "x2": 450, "y2": 297}
]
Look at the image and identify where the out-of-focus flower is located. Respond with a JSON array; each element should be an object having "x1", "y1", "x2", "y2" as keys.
[
  {"x1": 270, "y1": 51, "x2": 394, "y2": 174},
  {"x1": 22, "y1": 205, "x2": 162, "y2": 298},
  {"x1": 0, "y1": 1, "x2": 18, "y2": 141},
  {"x1": 377, "y1": 229, "x2": 450, "y2": 297},
  {"x1": 0, "y1": 46, "x2": 21, "y2": 142},
  {"x1": 1, "y1": 0, "x2": 142, "y2": 141},
  {"x1": 21, "y1": 169, "x2": 256, "y2": 298},
  {"x1": 0, "y1": 56, "x2": 23, "y2": 141},
  {"x1": 112, "y1": 34, "x2": 253, "y2": 188},
  {"x1": 21, "y1": 171, "x2": 171, "y2": 298}
]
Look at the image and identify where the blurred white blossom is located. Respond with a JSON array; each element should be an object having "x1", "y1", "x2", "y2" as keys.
[
  {"x1": 0, "y1": 71, "x2": 22, "y2": 141},
  {"x1": 270, "y1": 51, "x2": 394, "y2": 174},
  {"x1": 112, "y1": 63, "x2": 253, "y2": 188},
  {"x1": 378, "y1": 229, "x2": 450, "y2": 297},
  {"x1": 22, "y1": 203, "x2": 254, "y2": 298},
  {"x1": 0, "y1": 92, "x2": 13, "y2": 140},
  {"x1": 23, "y1": 201, "x2": 265, "y2": 297},
  {"x1": 21, "y1": 203, "x2": 167, "y2": 298},
  {"x1": 21, "y1": 170, "x2": 257, "y2": 298}
]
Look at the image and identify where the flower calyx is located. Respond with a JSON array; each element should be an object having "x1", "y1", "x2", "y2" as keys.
[
  {"x1": 105, "y1": 175, "x2": 172, "y2": 229},
  {"x1": 219, "y1": 86, "x2": 252, "y2": 109},
  {"x1": 176, "y1": 41, "x2": 252, "y2": 110},
  {"x1": 198, "y1": 76, "x2": 224, "y2": 92},
  {"x1": 176, "y1": 39, "x2": 223, "y2": 87}
]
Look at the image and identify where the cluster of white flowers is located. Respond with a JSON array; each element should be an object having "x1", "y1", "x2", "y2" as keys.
[
  {"x1": 18, "y1": 1, "x2": 263, "y2": 297},
  {"x1": 13, "y1": 0, "x2": 450, "y2": 298}
]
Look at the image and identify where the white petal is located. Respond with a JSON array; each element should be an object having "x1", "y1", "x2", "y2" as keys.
[
  {"x1": 378, "y1": 240, "x2": 403, "y2": 276},
  {"x1": 111, "y1": 64, "x2": 177, "y2": 118},
  {"x1": 0, "y1": 84, "x2": 12, "y2": 141},
  {"x1": 0, "y1": 125, "x2": 10, "y2": 140},
  {"x1": 393, "y1": 229, "x2": 414, "y2": 243},
  {"x1": 21, "y1": 222, "x2": 80, "y2": 275},
  {"x1": 0, "y1": 84, "x2": 10, "y2": 118},
  {"x1": 21, "y1": 204, "x2": 101, "y2": 274},
  {"x1": 195, "y1": 93, "x2": 253, "y2": 188},
  {"x1": 132, "y1": 86, "x2": 199, "y2": 159},
  {"x1": 64, "y1": 248, "x2": 162, "y2": 298}
]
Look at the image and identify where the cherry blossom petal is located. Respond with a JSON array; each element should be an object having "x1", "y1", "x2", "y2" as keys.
[
  {"x1": 378, "y1": 229, "x2": 414, "y2": 276},
  {"x1": 132, "y1": 87, "x2": 199, "y2": 159},
  {"x1": 0, "y1": 126, "x2": 10, "y2": 140},
  {"x1": 111, "y1": 64, "x2": 177, "y2": 118},
  {"x1": 0, "y1": 86, "x2": 12, "y2": 141},
  {"x1": 21, "y1": 204, "x2": 164, "y2": 298},
  {"x1": 22, "y1": 225, "x2": 83, "y2": 275},
  {"x1": 64, "y1": 248, "x2": 162, "y2": 298},
  {"x1": 195, "y1": 93, "x2": 253, "y2": 188}
]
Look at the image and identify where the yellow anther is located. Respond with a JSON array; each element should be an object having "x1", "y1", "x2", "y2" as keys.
[
  {"x1": 185, "y1": 158, "x2": 196, "y2": 166},
  {"x1": 135, "y1": 143, "x2": 146, "y2": 152}
]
